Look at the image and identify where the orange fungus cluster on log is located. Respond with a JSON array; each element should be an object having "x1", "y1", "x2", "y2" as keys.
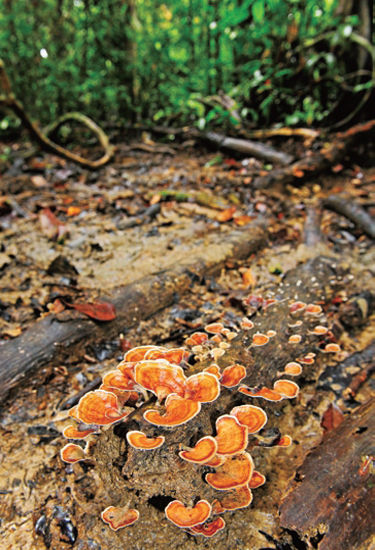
[{"x1": 60, "y1": 300, "x2": 338, "y2": 537}]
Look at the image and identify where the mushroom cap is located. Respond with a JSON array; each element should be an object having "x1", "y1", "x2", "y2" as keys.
[
  {"x1": 63, "y1": 424, "x2": 98, "y2": 439},
  {"x1": 206, "y1": 452, "x2": 254, "y2": 490},
  {"x1": 126, "y1": 430, "x2": 165, "y2": 450},
  {"x1": 144, "y1": 347, "x2": 189, "y2": 364},
  {"x1": 143, "y1": 393, "x2": 201, "y2": 426},
  {"x1": 190, "y1": 517, "x2": 226, "y2": 537},
  {"x1": 273, "y1": 379, "x2": 300, "y2": 398},
  {"x1": 220, "y1": 364, "x2": 247, "y2": 388},
  {"x1": 204, "y1": 322, "x2": 225, "y2": 334},
  {"x1": 239, "y1": 385, "x2": 283, "y2": 401},
  {"x1": 212, "y1": 484, "x2": 253, "y2": 513},
  {"x1": 240, "y1": 317, "x2": 254, "y2": 330},
  {"x1": 184, "y1": 372, "x2": 220, "y2": 403},
  {"x1": 185, "y1": 332, "x2": 208, "y2": 346},
  {"x1": 203, "y1": 364, "x2": 222, "y2": 379},
  {"x1": 179, "y1": 436, "x2": 218, "y2": 464},
  {"x1": 60, "y1": 443, "x2": 87, "y2": 463},
  {"x1": 298, "y1": 356, "x2": 315, "y2": 365},
  {"x1": 251, "y1": 333, "x2": 269, "y2": 346},
  {"x1": 305, "y1": 303, "x2": 323, "y2": 315},
  {"x1": 165, "y1": 500, "x2": 211, "y2": 528},
  {"x1": 101, "y1": 506, "x2": 139, "y2": 530},
  {"x1": 309, "y1": 325, "x2": 328, "y2": 335},
  {"x1": 230, "y1": 404, "x2": 267, "y2": 433},
  {"x1": 323, "y1": 343, "x2": 341, "y2": 353},
  {"x1": 102, "y1": 369, "x2": 135, "y2": 391},
  {"x1": 135, "y1": 360, "x2": 187, "y2": 400},
  {"x1": 215, "y1": 415, "x2": 248, "y2": 455},
  {"x1": 277, "y1": 434, "x2": 293, "y2": 447},
  {"x1": 249, "y1": 470, "x2": 266, "y2": 488},
  {"x1": 283, "y1": 362, "x2": 303, "y2": 376},
  {"x1": 289, "y1": 301, "x2": 306, "y2": 314},
  {"x1": 76, "y1": 390, "x2": 128, "y2": 425},
  {"x1": 124, "y1": 345, "x2": 166, "y2": 362},
  {"x1": 288, "y1": 334, "x2": 302, "y2": 344},
  {"x1": 266, "y1": 330, "x2": 277, "y2": 337},
  {"x1": 204, "y1": 454, "x2": 226, "y2": 467}
]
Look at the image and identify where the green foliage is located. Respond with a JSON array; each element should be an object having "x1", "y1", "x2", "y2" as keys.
[{"x1": 0, "y1": 0, "x2": 372, "y2": 129}]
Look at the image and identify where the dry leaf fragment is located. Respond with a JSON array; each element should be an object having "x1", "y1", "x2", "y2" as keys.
[{"x1": 68, "y1": 301, "x2": 116, "y2": 321}]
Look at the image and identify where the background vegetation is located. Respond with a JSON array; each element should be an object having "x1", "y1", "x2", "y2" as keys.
[{"x1": 0, "y1": 0, "x2": 373, "y2": 131}]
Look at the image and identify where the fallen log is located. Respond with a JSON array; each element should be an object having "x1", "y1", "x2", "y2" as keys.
[
  {"x1": 254, "y1": 119, "x2": 375, "y2": 189},
  {"x1": 0, "y1": 224, "x2": 266, "y2": 405},
  {"x1": 85, "y1": 256, "x2": 352, "y2": 550},
  {"x1": 279, "y1": 398, "x2": 375, "y2": 550},
  {"x1": 323, "y1": 194, "x2": 375, "y2": 239}
]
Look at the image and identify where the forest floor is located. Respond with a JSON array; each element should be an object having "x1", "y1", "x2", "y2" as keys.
[{"x1": 0, "y1": 134, "x2": 374, "y2": 550}]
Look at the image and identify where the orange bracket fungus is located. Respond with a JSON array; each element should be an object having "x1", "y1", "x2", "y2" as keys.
[
  {"x1": 206, "y1": 452, "x2": 254, "y2": 490},
  {"x1": 249, "y1": 470, "x2": 266, "y2": 488},
  {"x1": 60, "y1": 443, "x2": 88, "y2": 463},
  {"x1": 322, "y1": 343, "x2": 341, "y2": 353},
  {"x1": 203, "y1": 364, "x2": 221, "y2": 379},
  {"x1": 239, "y1": 385, "x2": 283, "y2": 402},
  {"x1": 190, "y1": 517, "x2": 226, "y2": 537},
  {"x1": 179, "y1": 436, "x2": 218, "y2": 464},
  {"x1": 204, "y1": 322, "x2": 225, "y2": 334},
  {"x1": 76, "y1": 390, "x2": 129, "y2": 425},
  {"x1": 143, "y1": 394, "x2": 201, "y2": 426},
  {"x1": 184, "y1": 372, "x2": 220, "y2": 402},
  {"x1": 165, "y1": 500, "x2": 211, "y2": 528},
  {"x1": 123, "y1": 345, "x2": 164, "y2": 362},
  {"x1": 134, "y1": 360, "x2": 187, "y2": 400},
  {"x1": 101, "y1": 506, "x2": 139, "y2": 531},
  {"x1": 289, "y1": 301, "x2": 306, "y2": 314},
  {"x1": 126, "y1": 430, "x2": 165, "y2": 450},
  {"x1": 305, "y1": 303, "x2": 323, "y2": 315},
  {"x1": 215, "y1": 415, "x2": 248, "y2": 455},
  {"x1": 59, "y1": 289, "x2": 315, "y2": 542},
  {"x1": 62, "y1": 424, "x2": 98, "y2": 439},
  {"x1": 212, "y1": 484, "x2": 253, "y2": 513},
  {"x1": 273, "y1": 379, "x2": 300, "y2": 399},
  {"x1": 281, "y1": 362, "x2": 303, "y2": 376},
  {"x1": 277, "y1": 435, "x2": 293, "y2": 447},
  {"x1": 230, "y1": 404, "x2": 268, "y2": 433},
  {"x1": 251, "y1": 332, "x2": 269, "y2": 346},
  {"x1": 185, "y1": 332, "x2": 208, "y2": 346},
  {"x1": 240, "y1": 317, "x2": 254, "y2": 330},
  {"x1": 220, "y1": 364, "x2": 247, "y2": 388},
  {"x1": 288, "y1": 334, "x2": 302, "y2": 344}
]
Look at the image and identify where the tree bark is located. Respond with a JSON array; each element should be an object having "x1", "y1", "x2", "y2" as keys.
[{"x1": 280, "y1": 398, "x2": 375, "y2": 550}]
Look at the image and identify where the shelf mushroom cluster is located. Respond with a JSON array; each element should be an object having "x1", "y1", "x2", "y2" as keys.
[{"x1": 60, "y1": 300, "x2": 341, "y2": 537}]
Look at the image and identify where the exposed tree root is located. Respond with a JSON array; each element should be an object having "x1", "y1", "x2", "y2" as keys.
[{"x1": 0, "y1": 59, "x2": 113, "y2": 169}]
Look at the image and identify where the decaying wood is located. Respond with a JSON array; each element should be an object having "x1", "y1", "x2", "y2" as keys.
[
  {"x1": 202, "y1": 131, "x2": 294, "y2": 165},
  {"x1": 93, "y1": 256, "x2": 346, "y2": 513},
  {"x1": 323, "y1": 194, "x2": 375, "y2": 239},
  {"x1": 254, "y1": 119, "x2": 375, "y2": 189},
  {"x1": 0, "y1": 59, "x2": 113, "y2": 169},
  {"x1": 0, "y1": 224, "x2": 266, "y2": 405},
  {"x1": 280, "y1": 398, "x2": 375, "y2": 550}
]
